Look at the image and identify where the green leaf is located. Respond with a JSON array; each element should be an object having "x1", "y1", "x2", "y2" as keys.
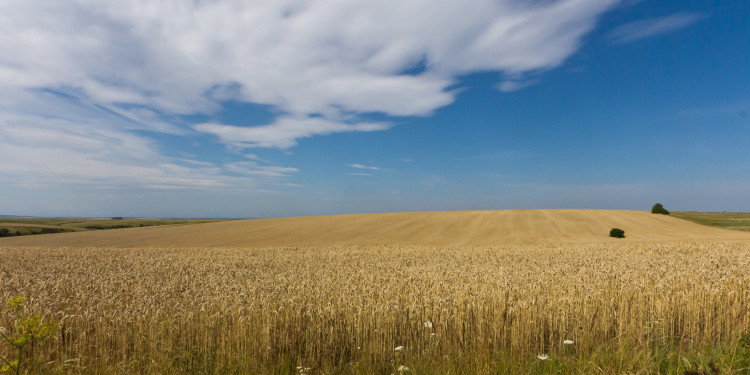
[{"x1": 1, "y1": 360, "x2": 18, "y2": 373}]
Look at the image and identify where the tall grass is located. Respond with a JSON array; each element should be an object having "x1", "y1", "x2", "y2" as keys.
[{"x1": 1, "y1": 242, "x2": 749, "y2": 374}]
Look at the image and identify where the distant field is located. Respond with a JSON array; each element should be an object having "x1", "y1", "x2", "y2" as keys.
[
  {"x1": 0, "y1": 217, "x2": 224, "y2": 237},
  {"x1": 1, "y1": 210, "x2": 749, "y2": 374},
  {"x1": 672, "y1": 211, "x2": 750, "y2": 232}
]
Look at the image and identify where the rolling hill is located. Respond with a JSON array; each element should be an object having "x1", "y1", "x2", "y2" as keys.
[{"x1": 2, "y1": 209, "x2": 749, "y2": 248}]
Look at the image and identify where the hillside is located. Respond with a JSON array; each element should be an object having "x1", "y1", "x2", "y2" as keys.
[{"x1": 2, "y1": 209, "x2": 749, "y2": 248}]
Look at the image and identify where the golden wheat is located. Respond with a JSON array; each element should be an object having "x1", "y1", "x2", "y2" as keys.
[
  {"x1": 3, "y1": 210, "x2": 749, "y2": 248},
  {"x1": 1, "y1": 241, "x2": 749, "y2": 373}
]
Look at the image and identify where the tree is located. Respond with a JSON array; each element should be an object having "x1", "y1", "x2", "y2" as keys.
[
  {"x1": 610, "y1": 228, "x2": 625, "y2": 238},
  {"x1": 651, "y1": 203, "x2": 670, "y2": 215}
]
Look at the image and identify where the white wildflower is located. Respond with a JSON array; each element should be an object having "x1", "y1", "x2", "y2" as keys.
[
  {"x1": 423, "y1": 320, "x2": 433, "y2": 328},
  {"x1": 563, "y1": 339, "x2": 574, "y2": 345},
  {"x1": 397, "y1": 365, "x2": 409, "y2": 372},
  {"x1": 537, "y1": 354, "x2": 549, "y2": 360},
  {"x1": 394, "y1": 346, "x2": 404, "y2": 351}
]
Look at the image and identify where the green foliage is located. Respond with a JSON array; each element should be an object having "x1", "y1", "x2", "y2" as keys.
[
  {"x1": 0, "y1": 229, "x2": 23, "y2": 237},
  {"x1": 38, "y1": 228, "x2": 65, "y2": 234},
  {"x1": 671, "y1": 211, "x2": 750, "y2": 232},
  {"x1": 0, "y1": 295, "x2": 56, "y2": 375},
  {"x1": 84, "y1": 224, "x2": 133, "y2": 230},
  {"x1": 610, "y1": 228, "x2": 625, "y2": 238},
  {"x1": 651, "y1": 203, "x2": 670, "y2": 215},
  {"x1": 0, "y1": 218, "x2": 222, "y2": 237}
]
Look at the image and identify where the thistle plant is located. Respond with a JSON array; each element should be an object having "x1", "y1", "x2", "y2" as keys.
[{"x1": 0, "y1": 295, "x2": 56, "y2": 375}]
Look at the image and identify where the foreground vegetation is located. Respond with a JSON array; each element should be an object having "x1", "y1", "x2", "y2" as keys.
[
  {"x1": 1, "y1": 242, "x2": 749, "y2": 374},
  {"x1": 673, "y1": 212, "x2": 750, "y2": 232},
  {"x1": 0, "y1": 217, "x2": 224, "y2": 237}
]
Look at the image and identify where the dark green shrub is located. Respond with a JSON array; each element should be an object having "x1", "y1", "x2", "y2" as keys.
[
  {"x1": 85, "y1": 224, "x2": 132, "y2": 230},
  {"x1": 610, "y1": 228, "x2": 625, "y2": 238},
  {"x1": 651, "y1": 203, "x2": 670, "y2": 215},
  {"x1": 39, "y1": 228, "x2": 65, "y2": 234}
]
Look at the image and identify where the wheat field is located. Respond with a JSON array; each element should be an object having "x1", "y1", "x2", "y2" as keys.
[
  {"x1": 1, "y1": 210, "x2": 750, "y2": 374},
  {"x1": 2, "y1": 209, "x2": 748, "y2": 248}
]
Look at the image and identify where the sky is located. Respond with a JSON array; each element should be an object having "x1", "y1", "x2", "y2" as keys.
[{"x1": 1, "y1": 0, "x2": 748, "y2": 218}]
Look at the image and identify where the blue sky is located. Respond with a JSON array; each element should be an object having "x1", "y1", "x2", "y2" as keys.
[{"x1": 1, "y1": 0, "x2": 748, "y2": 218}]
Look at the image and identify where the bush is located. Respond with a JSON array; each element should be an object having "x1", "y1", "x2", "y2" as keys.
[
  {"x1": 39, "y1": 228, "x2": 65, "y2": 234},
  {"x1": 85, "y1": 224, "x2": 133, "y2": 230},
  {"x1": 651, "y1": 203, "x2": 670, "y2": 215},
  {"x1": 610, "y1": 228, "x2": 625, "y2": 238}
]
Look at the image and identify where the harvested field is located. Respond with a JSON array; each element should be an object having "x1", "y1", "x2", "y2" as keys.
[{"x1": 1, "y1": 209, "x2": 749, "y2": 248}]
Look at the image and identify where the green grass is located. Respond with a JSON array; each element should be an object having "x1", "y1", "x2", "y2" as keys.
[
  {"x1": 672, "y1": 212, "x2": 750, "y2": 232},
  {"x1": 0, "y1": 217, "x2": 225, "y2": 237}
]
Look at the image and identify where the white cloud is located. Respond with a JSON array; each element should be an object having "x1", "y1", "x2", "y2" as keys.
[
  {"x1": 0, "y1": 120, "x2": 295, "y2": 191},
  {"x1": 2, "y1": 0, "x2": 620, "y2": 122},
  {"x1": 0, "y1": 0, "x2": 621, "y2": 190},
  {"x1": 606, "y1": 12, "x2": 705, "y2": 44},
  {"x1": 498, "y1": 78, "x2": 541, "y2": 93},
  {"x1": 224, "y1": 161, "x2": 299, "y2": 178},
  {"x1": 350, "y1": 173, "x2": 373, "y2": 176},
  {"x1": 346, "y1": 164, "x2": 379, "y2": 170},
  {"x1": 195, "y1": 117, "x2": 392, "y2": 149}
]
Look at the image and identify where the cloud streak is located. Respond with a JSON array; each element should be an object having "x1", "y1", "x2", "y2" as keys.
[
  {"x1": 195, "y1": 117, "x2": 392, "y2": 149},
  {"x1": 346, "y1": 164, "x2": 379, "y2": 170},
  {"x1": 606, "y1": 12, "x2": 705, "y2": 44}
]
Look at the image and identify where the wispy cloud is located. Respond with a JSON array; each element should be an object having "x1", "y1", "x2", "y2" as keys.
[
  {"x1": 607, "y1": 12, "x2": 705, "y2": 44},
  {"x1": 498, "y1": 78, "x2": 541, "y2": 93},
  {"x1": 195, "y1": 118, "x2": 392, "y2": 149},
  {"x1": 0, "y1": 118, "x2": 297, "y2": 191},
  {"x1": 346, "y1": 164, "x2": 379, "y2": 170},
  {"x1": 224, "y1": 162, "x2": 299, "y2": 178},
  {"x1": 350, "y1": 173, "x2": 373, "y2": 176}
]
